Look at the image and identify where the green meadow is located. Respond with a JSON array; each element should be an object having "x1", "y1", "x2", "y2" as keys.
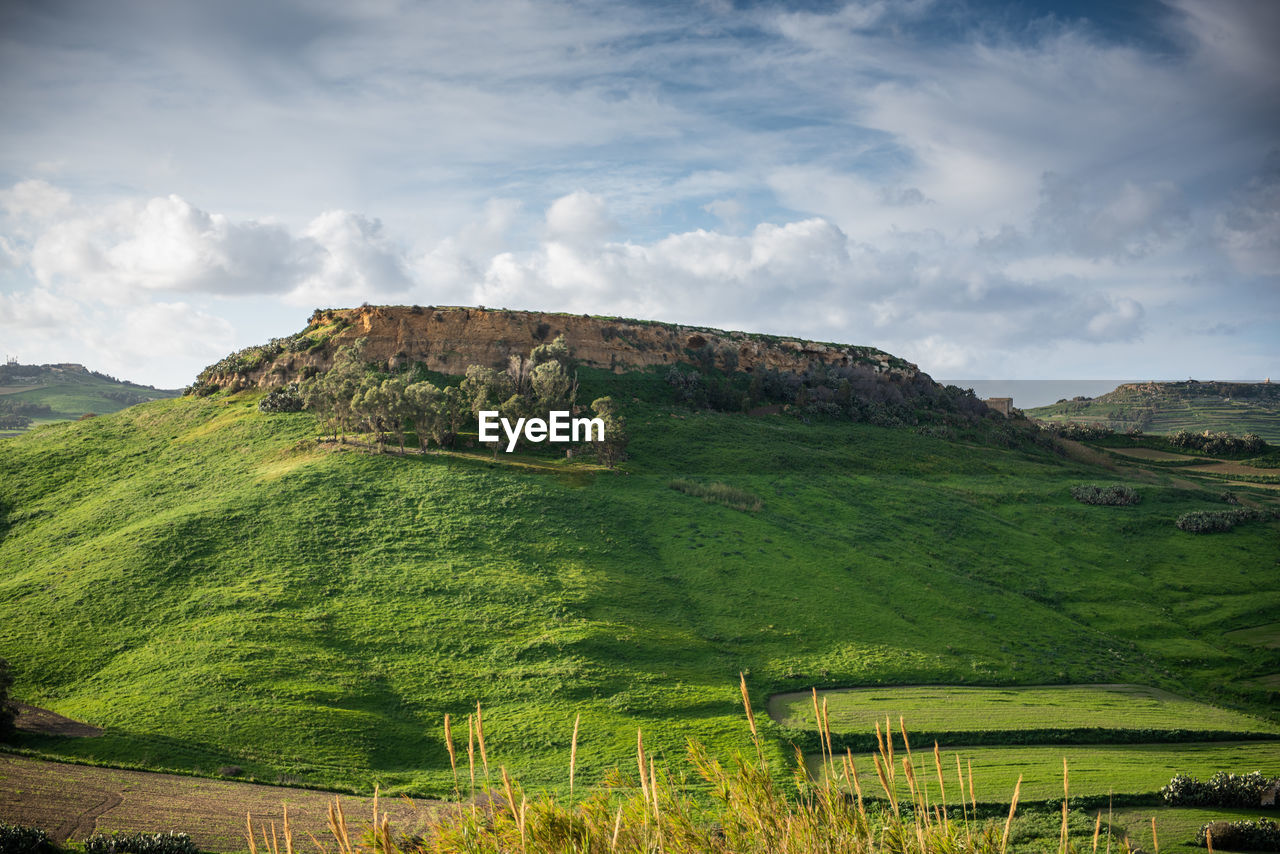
[{"x1": 1, "y1": 377, "x2": 1278, "y2": 800}]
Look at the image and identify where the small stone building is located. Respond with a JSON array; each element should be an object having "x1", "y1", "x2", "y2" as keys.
[{"x1": 985, "y1": 397, "x2": 1013, "y2": 416}]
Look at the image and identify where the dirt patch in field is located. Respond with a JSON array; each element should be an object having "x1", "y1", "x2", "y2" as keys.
[
  {"x1": 1224, "y1": 479, "x2": 1280, "y2": 491},
  {"x1": 0, "y1": 754, "x2": 439, "y2": 853},
  {"x1": 1186, "y1": 461, "x2": 1275, "y2": 476},
  {"x1": 1055, "y1": 438, "x2": 1116, "y2": 469},
  {"x1": 1107, "y1": 447, "x2": 1201, "y2": 462},
  {"x1": 12, "y1": 703, "x2": 105, "y2": 738}
]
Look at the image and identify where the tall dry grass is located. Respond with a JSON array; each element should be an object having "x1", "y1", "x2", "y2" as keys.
[{"x1": 246, "y1": 678, "x2": 1148, "y2": 853}]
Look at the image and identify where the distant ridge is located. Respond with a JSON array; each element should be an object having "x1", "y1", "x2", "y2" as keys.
[{"x1": 1027, "y1": 379, "x2": 1280, "y2": 441}]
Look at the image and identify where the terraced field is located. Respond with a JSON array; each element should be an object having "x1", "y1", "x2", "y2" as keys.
[
  {"x1": 768, "y1": 684, "x2": 1280, "y2": 736},
  {"x1": 1028, "y1": 381, "x2": 1280, "y2": 441},
  {"x1": 1226, "y1": 623, "x2": 1280, "y2": 650},
  {"x1": 785, "y1": 685, "x2": 1280, "y2": 803},
  {"x1": 805, "y1": 742, "x2": 1280, "y2": 803}
]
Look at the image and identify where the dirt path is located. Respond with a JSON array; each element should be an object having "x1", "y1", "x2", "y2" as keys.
[{"x1": 0, "y1": 754, "x2": 439, "y2": 853}]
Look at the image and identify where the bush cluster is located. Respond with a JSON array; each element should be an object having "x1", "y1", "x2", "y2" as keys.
[
  {"x1": 1070, "y1": 484, "x2": 1140, "y2": 506},
  {"x1": 83, "y1": 832, "x2": 197, "y2": 854},
  {"x1": 1161, "y1": 771, "x2": 1279, "y2": 807},
  {"x1": 257, "y1": 383, "x2": 304, "y2": 413},
  {"x1": 1050, "y1": 423, "x2": 1115, "y2": 441},
  {"x1": 1196, "y1": 819, "x2": 1280, "y2": 851},
  {"x1": 1175, "y1": 508, "x2": 1272, "y2": 533},
  {"x1": 1170, "y1": 430, "x2": 1267, "y2": 455},
  {"x1": 0, "y1": 823, "x2": 57, "y2": 854}
]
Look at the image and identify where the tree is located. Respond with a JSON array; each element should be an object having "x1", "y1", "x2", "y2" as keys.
[
  {"x1": 530, "y1": 334, "x2": 573, "y2": 371},
  {"x1": 590, "y1": 396, "x2": 628, "y2": 468},
  {"x1": 301, "y1": 339, "x2": 368, "y2": 443},
  {"x1": 530, "y1": 360, "x2": 575, "y2": 415},
  {"x1": 461, "y1": 366, "x2": 514, "y2": 456}
]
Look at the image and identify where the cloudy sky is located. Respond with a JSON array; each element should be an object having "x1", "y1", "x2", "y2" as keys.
[{"x1": 1, "y1": 0, "x2": 1276, "y2": 388}]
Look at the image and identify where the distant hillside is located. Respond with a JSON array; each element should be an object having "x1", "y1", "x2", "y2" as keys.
[
  {"x1": 1027, "y1": 380, "x2": 1280, "y2": 442},
  {"x1": 0, "y1": 362, "x2": 181, "y2": 435}
]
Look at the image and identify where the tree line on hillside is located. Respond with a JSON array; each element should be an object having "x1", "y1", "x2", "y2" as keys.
[
  {"x1": 263, "y1": 336, "x2": 629, "y2": 466},
  {"x1": 663, "y1": 360, "x2": 993, "y2": 430}
]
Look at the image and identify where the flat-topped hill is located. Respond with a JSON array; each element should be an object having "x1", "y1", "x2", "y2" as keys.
[
  {"x1": 194, "y1": 305, "x2": 919, "y2": 392},
  {"x1": 1028, "y1": 380, "x2": 1280, "y2": 441}
]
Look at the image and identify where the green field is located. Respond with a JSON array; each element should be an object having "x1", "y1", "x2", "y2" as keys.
[
  {"x1": 1, "y1": 377, "x2": 1278, "y2": 798},
  {"x1": 768, "y1": 684, "x2": 1280, "y2": 736},
  {"x1": 807, "y1": 742, "x2": 1280, "y2": 803},
  {"x1": 1028, "y1": 381, "x2": 1280, "y2": 441}
]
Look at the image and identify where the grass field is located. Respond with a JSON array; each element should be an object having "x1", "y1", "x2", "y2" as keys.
[
  {"x1": 806, "y1": 741, "x2": 1280, "y2": 803},
  {"x1": 2, "y1": 384, "x2": 1278, "y2": 798},
  {"x1": 768, "y1": 684, "x2": 1280, "y2": 736}
]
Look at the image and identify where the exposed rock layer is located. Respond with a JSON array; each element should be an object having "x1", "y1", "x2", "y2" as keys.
[{"x1": 204, "y1": 305, "x2": 920, "y2": 389}]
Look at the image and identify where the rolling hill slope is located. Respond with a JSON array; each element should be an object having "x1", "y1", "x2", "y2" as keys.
[{"x1": 1, "y1": 321, "x2": 1278, "y2": 799}]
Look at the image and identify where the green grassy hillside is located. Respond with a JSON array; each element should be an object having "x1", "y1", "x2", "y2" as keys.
[
  {"x1": 0, "y1": 363, "x2": 180, "y2": 435},
  {"x1": 1028, "y1": 381, "x2": 1280, "y2": 441},
  {"x1": 1, "y1": 379, "x2": 1278, "y2": 798}
]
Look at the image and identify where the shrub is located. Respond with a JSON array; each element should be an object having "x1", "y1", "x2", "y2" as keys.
[
  {"x1": 1071, "y1": 484, "x2": 1140, "y2": 506},
  {"x1": 0, "y1": 824, "x2": 58, "y2": 854},
  {"x1": 1162, "y1": 771, "x2": 1279, "y2": 807},
  {"x1": 670, "y1": 480, "x2": 762, "y2": 512},
  {"x1": 1052, "y1": 423, "x2": 1115, "y2": 441},
  {"x1": 1176, "y1": 508, "x2": 1272, "y2": 533},
  {"x1": 82, "y1": 832, "x2": 197, "y2": 854},
  {"x1": 1196, "y1": 819, "x2": 1280, "y2": 851},
  {"x1": 257, "y1": 383, "x2": 304, "y2": 413}
]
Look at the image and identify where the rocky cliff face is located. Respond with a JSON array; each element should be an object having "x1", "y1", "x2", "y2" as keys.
[{"x1": 198, "y1": 305, "x2": 921, "y2": 390}]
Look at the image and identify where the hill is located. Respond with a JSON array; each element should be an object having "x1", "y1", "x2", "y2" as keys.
[
  {"x1": 1027, "y1": 381, "x2": 1280, "y2": 442},
  {"x1": 0, "y1": 310, "x2": 1277, "y2": 801},
  {"x1": 0, "y1": 362, "x2": 180, "y2": 436}
]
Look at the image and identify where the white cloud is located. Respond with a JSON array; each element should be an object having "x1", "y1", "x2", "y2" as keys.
[{"x1": 287, "y1": 210, "x2": 413, "y2": 306}]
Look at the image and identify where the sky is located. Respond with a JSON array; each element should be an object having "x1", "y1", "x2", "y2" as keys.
[{"x1": 0, "y1": 0, "x2": 1276, "y2": 389}]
